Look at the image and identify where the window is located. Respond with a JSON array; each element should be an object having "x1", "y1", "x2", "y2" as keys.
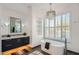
[
  {"x1": 44, "y1": 13, "x2": 70, "y2": 42},
  {"x1": 55, "y1": 16, "x2": 62, "y2": 40}
]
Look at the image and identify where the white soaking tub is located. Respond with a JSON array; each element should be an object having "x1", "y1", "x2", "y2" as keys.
[{"x1": 41, "y1": 40, "x2": 65, "y2": 55}]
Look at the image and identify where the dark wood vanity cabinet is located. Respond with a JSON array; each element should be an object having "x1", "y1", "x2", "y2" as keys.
[{"x1": 2, "y1": 36, "x2": 30, "y2": 52}]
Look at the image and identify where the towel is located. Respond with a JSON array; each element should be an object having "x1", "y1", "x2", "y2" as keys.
[{"x1": 45, "y1": 42, "x2": 50, "y2": 50}]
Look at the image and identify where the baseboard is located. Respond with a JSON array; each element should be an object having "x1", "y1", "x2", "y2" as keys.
[
  {"x1": 32, "y1": 45, "x2": 41, "y2": 49},
  {"x1": 67, "y1": 50, "x2": 79, "y2": 55}
]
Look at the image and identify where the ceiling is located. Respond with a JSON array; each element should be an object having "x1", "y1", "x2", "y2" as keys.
[
  {"x1": 0, "y1": 3, "x2": 79, "y2": 15},
  {"x1": 0, "y1": 3, "x2": 30, "y2": 15}
]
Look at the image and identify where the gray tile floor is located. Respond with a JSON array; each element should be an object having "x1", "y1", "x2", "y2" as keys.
[{"x1": 25, "y1": 45, "x2": 79, "y2": 55}]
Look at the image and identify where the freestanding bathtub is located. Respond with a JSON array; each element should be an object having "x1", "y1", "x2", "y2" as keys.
[{"x1": 41, "y1": 39, "x2": 65, "y2": 55}]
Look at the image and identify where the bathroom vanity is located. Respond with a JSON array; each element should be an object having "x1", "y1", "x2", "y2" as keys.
[{"x1": 2, "y1": 36, "x2": 32, "y2": 55}]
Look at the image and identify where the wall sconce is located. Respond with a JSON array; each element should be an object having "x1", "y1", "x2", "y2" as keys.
[
  {"x1": 4, "y1": 22, "x2": 9, "y2": 26},
  {"x1": 22, "y1": 24, "x2": 24, "y2": 27}
]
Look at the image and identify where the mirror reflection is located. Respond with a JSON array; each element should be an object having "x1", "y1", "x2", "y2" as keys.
[{"x1": 10, "y1": 17, "x2": 22, "y2": 33}]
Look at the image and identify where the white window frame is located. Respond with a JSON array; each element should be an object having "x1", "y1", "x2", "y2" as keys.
[{"x1": 43, "y1": 13, "x2": 70, "y2": 42}]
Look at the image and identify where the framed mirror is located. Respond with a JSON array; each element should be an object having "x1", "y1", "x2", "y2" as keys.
[{"x1": 10, "y1": 17, "x2": 22, "y2": 33}]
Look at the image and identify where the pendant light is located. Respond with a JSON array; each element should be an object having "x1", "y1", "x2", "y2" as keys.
[{"x1": 46, "y1": 3, "x2": 56, "y2": 20}]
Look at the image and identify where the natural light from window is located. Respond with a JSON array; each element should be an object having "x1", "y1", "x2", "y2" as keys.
[{"x1": 43, "y1": 13, "x2": 70, "y2": 42}]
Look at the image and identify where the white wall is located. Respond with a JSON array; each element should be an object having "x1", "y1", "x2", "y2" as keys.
[
  {"x1": 0, "y1": 6, "x2": 32, "y2": 35},
  {"x1": 1, "y1": 8, "x2": 25, "y2": 35},
  {"x1": 67, "y1": 4, "x2": 79, "y2": 53},
  {"x1": 31, "y1": 6, "x2": 44, "y2": 47}
]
